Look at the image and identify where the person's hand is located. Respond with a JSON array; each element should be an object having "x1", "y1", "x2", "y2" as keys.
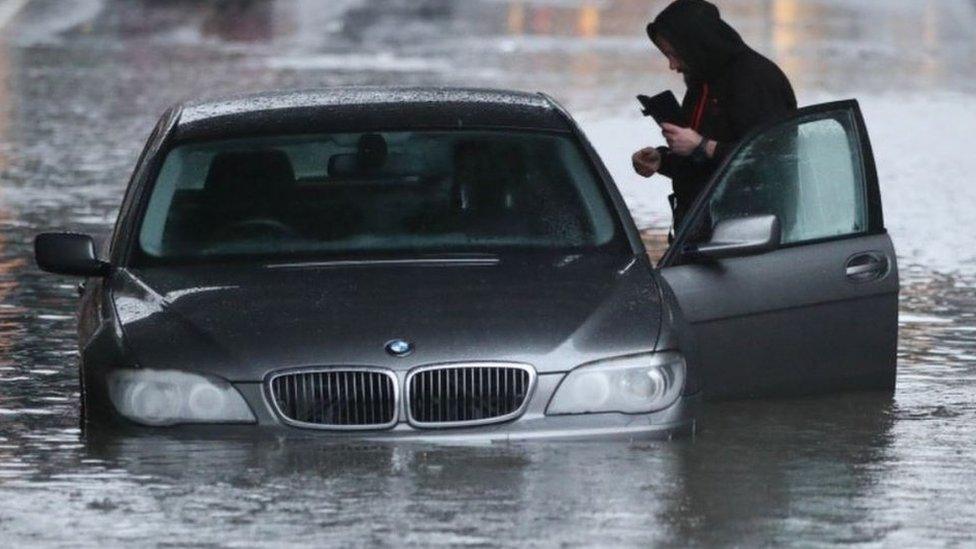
[
  {"x1": 632, "y1": 147, "x2": 661, "y2": 177},
  {"x1": 661, "y1": 123, "x2": 703, "y2": 156}
]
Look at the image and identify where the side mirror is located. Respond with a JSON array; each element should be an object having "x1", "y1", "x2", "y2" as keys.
[
  {"x1": 684, "y1": 214, "x2": 781, "y2": 260},
  {"x1": 34, "y1": 233, "x2": 111, "y2": 277}
]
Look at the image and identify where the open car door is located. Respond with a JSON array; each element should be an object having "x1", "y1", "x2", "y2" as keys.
[{"x1": 660, "y1": 100, "x2": 898, "y2": 400}]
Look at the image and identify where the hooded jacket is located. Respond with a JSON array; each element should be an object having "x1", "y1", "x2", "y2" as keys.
[{"x1": 647, "y1": 0, "x2": 797, "y2": 228}]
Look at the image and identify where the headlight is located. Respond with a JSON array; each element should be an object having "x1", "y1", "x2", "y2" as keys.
[
  {"x1": 108, "y1": 369, "x2": 255, "y2": 426},
  {"x1": 547, "y1": 352, "x2": 685, "y2": 415}
]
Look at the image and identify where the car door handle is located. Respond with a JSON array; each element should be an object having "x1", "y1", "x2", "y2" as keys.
[{"x1": 846, "y1": 252, "x2": 887, "y2": 282}]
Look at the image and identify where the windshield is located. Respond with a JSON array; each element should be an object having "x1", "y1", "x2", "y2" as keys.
[{"x1": 136, "y1": 130, "x2": 623, "y2": 263}]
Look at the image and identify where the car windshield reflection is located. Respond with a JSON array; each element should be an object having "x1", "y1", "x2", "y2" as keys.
[{"x1": 136, "y1": 130, "x2": 623, "y2": 264}]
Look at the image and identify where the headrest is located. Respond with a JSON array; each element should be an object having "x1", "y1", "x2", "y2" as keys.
[
  {"x1": 454, "y1": 141, "x2": 526, "y2": 179},
  {"x1": 453, "y1": 140, "x2": 527, "y2": 210}
]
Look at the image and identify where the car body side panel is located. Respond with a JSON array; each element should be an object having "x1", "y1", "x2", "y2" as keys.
[
  {"x1": 77, "y1": 279, "x2": 130, "y2": 424},
  {"x1": 651, "y1": 269, "x2": 702, "y2": 396},
  {"x1": 661, "y1": 233, "x2": 898, "y2": 399}
]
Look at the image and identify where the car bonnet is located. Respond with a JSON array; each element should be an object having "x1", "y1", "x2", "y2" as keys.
[{"x1": 109, "y1": 254, "x2": 664, "y2": 381}]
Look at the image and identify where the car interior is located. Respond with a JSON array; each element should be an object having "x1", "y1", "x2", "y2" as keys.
[{"x1": 150, "y1": 132, "x2": 605, "y2": 259}]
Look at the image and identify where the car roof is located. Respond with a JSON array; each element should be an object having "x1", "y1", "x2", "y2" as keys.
[{"x1": 173, "y1": 87, "x2": 573, "y2": 142}]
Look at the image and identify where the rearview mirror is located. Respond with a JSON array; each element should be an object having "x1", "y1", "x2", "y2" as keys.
[
  {"x1": 34, "y1": 233, "x2": 111, "y2": 277},
  {"x1": 684, "y1": 214, "x2": 781, "y2": 260}
]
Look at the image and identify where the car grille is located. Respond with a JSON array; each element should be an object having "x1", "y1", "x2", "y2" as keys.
[
  {"x1": 269, "y1": 369, "x2": 398, "y2": 429},
  {"x1": 406, "y1": 363, "x2": 535, "y2": 427}
]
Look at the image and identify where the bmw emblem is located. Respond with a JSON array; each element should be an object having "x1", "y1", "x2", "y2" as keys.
[{"x1": 385, "y1": 339, "x2": 413, "y2": 357}]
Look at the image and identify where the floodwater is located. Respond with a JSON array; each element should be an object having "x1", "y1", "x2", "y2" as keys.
[{"x1": 1, "y1": 0, "x2": 975, "y2": 545}]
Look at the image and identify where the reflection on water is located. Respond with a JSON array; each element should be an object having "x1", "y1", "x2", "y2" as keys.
[
  {"x1": 0, "y1": 394, "x2": 904, "y2": 546},
  {"x1": 0, "y1": 0, "x2": 975, "y2": 545}
]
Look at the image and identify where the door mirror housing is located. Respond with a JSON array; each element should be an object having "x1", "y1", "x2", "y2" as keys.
[
  {"x1": 684, "y1": 214, "x2": 781, "y2": 260},
  {"x1": 34, "y1": 233, "x2": 111, "y2": 277}
]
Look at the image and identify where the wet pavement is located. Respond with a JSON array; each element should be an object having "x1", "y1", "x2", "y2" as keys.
[{"x1": 1, "y1": 0, "x2": 975, "y2": 546}]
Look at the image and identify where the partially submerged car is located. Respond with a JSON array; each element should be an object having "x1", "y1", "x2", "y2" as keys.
[{"x1": 35, "y1": 87, "x2": 898, "y2": 441}]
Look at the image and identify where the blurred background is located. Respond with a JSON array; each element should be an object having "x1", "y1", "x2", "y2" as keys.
[{"x1": 0, "y1": 1, "x2": 974, "y2": 546}]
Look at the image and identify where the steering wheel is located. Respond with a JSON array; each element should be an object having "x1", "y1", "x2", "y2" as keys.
[{"x1": 211, "y1": 217, "x2": 299, "y2": 242}]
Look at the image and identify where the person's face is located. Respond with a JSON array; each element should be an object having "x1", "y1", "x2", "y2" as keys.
[{"x1": 654, "y1": 36, "x2": 686, "y2": 74}]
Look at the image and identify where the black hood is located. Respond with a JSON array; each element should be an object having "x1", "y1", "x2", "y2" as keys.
[
  {"x1": 646, "y1": 0, "x2": 748, "y2": 81},
  {"x1": 109, "y1": 255, "x2": 665, "y2": 381}
]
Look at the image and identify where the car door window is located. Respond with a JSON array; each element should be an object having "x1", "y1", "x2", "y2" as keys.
[{"x1": 707, "y1": 110, "x2": 869, "y2": 244}]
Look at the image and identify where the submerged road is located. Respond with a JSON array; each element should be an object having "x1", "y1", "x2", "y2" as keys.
[{"x1": 0, "y1": 0, "x2": 975, "y2": 545}]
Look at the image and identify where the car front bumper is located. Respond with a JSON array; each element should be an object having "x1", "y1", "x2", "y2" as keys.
[
  {"x1": 230, "y1": 375, "x2": 697, "y2": 443},
  {"x1": 86, "y1": 373, "x2": 697, "y2": 443}
]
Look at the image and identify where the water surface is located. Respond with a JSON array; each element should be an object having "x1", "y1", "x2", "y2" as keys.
[{"x1": 1, "y1": 0, "x2": 974, "y2": 545}]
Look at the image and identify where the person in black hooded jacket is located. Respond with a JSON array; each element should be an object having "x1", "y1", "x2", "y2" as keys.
[{"x1": 632, "y1": 0, "x2": 797, "y2": 233}]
